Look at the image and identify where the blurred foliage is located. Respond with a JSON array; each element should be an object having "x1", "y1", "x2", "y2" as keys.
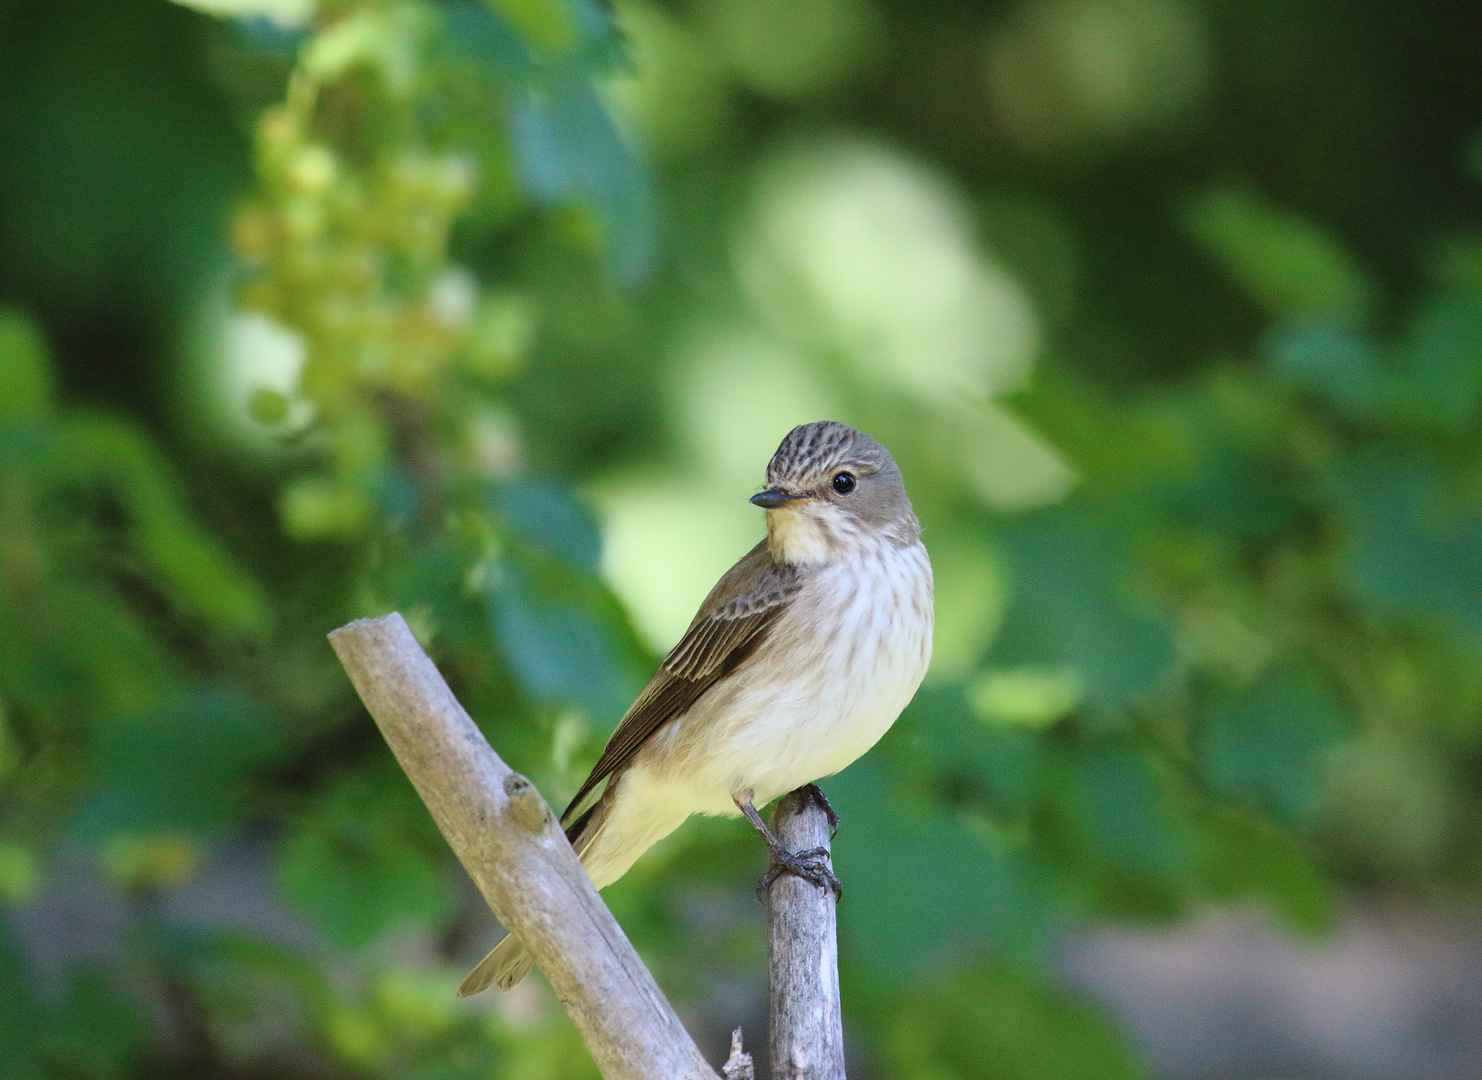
[{"x1": 2, "y1": 0, "x2": 1482, "y2": 1077}]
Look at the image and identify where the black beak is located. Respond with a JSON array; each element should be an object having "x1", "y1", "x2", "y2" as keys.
[{"x1": 751, "y1": 488, "x2": 805, "y2": 509}]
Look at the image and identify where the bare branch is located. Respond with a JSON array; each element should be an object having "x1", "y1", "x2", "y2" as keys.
[
  {"x1": 721, "y1": 1028, "x2": 756, "y2": 1080},
  {"x1": 328, "y1": 613, "x2": 718, "y2": 1080},
  {"x1": 767, "y1": 791, "x2": 847, "y2": 1080}
]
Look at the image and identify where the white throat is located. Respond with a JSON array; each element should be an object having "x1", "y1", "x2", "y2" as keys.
[{"x1": 766, "y1": 504, "x2": 859, "y2": 565}]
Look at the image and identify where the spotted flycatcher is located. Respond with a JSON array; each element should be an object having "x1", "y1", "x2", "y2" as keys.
[{"x1": 460, "y1": 421, "x2": 934, "y2": 994}]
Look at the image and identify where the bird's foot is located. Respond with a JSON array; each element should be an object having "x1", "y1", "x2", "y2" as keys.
[
  {"x1": 797, "y1": 783, "x2": 840, "y2": 839},
  {"x1": 757, "y1": 845, "x2": 842, "y2": 903}
]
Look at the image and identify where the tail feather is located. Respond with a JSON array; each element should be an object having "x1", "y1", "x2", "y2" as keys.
[{"x1": 458, "y1": 933, "x2": 533, "y2": 997}]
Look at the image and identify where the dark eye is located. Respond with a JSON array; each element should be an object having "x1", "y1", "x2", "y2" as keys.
[{"x1": 831, "y1": 472, "x2": 856, "y2": 495}]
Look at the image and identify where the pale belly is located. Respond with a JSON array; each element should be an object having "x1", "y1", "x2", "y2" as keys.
[{"x1": 633, "y1": 542, "x2": 933, "y2": 815}]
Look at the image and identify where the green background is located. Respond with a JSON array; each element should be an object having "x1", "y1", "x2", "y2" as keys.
[{"x1": 2, "y1": 0, "x2": 1482, "y2": 1077}]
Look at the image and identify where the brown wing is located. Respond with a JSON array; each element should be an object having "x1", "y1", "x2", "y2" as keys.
[{"x1": 560, "y1": 540, "x2": 801, "y2": 825}]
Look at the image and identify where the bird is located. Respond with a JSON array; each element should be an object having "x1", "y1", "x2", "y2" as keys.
[{"x1": 460, "y1": 420, "x2": 933, "y2": 995}]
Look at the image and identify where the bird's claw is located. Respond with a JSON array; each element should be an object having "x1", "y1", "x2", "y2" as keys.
[
  {"x1": 757, "y1": 846, "x2": 842, "y2": 903},
  {"x1": 798, "y1": 782, "x2": 840, "y2": 840}
]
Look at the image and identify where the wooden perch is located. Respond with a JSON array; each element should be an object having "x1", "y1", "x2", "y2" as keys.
[
  {"x1": 768, "y1": 791, "x2": 846, "y2": 1080},
  {"x1": 329, "y1": 613, "x2": 716, "y2": 1080},
  {"x1": 329, "y1": 612, "x2": 847, "y2": 1080}
]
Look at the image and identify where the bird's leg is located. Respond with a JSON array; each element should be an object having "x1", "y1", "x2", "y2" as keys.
[
  {"x1": 733, "y1": 793, "x2": 842, "y2": 902},
  {"x1": 798, "y1": 782, "x2": 840, "y2": 840}
]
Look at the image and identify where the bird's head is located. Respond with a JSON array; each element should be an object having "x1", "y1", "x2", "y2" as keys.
[{"x1": 752, "y1": 421, "x2": 919, "y2": 565}]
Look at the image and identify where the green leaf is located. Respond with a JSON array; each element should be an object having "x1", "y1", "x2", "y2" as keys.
[
  {"x1": 1387, "y1": 282, "x2": 1482, "y2": 429},
  {"x1": 1162, "y1": 432, "x2": 1303, "y2": 544},
  {"x1": 898, "y1": 684, "x2": 1045, "y2": 815},
  {"x1": 1264, "y1": 288, "x2": 1482, "y2": 429},
  {"x1": 991, "y1": 506, "x2": 1177, "y2": 720},
  {"x1": 277, "y1": 765, "x2": 452, "y2": 951},
  {"x1": 1330, "y1": 452, "x2": 1482, "y2": 637},
  {"x1": 1060, "y1": 740, "x2": 1190, "y2": 883},
  {"x1": 440, "y1": 0, "x2": 650, "y2": 281},
  {"x1": 970, "y1": 665, "x2": 1084, "y2": 727},
  {"x1": 1183, "y1": 186, "x2": 1370, "y2": 322},
  {"x1": 0, "y1": 910, "x2": 44, "y2": 1080},
  {"x1": 76, "y1": 688, "x2": 282, "y2": 838},
  {"x1": 486, "y1": 0, "x2": 594, "y2": 55},
  {"x1": 0, "y1": 309, "x2": 54, "y2": 422},
  {"x1": 40, "y1": 967, "x2": 148, "y2": 1080},
  {"x1": 0, "y1": 577, "x2": 176, "y2": 716},
  {"x1": 883, "y1": 964, "x2": 1145, "y2": 1080},
  {"x1": 1195, "y1": 669, "x2": 1350, "y2": 828},
  {"x1": 508, "y1": 79, "x2": 655, "y2": 283},
  {"x1": 1197, "y1": 805, "x2": 1333, "y2": 935},
  {"x1": 1264, "y1": 320, "x2": 1385, "y2": 417},
  {"x1": 488, "y1": 476, "x2": 602, "y2": 571},
  {"x1": 485, "y1": 554, "x2": 635, "y2": 722},
  {"x1": 47, "y1": 415, "x2": 267, "y2": 633},
  {"x1": 247, "y1": 387, "x2": 290, "y2": 425},
  {"x1": 830, "y1": 760, "x2": 1058, "y2": 975}
]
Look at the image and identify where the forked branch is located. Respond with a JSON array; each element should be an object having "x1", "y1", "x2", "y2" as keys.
[
  {"x1": 329, "y1": 611, "x2": 846, "y2": 1080},
  {"x1": 328, "y1": 613, "x2": 717, "y2": 1080}
]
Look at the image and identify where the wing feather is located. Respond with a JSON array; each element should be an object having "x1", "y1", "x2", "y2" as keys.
[{"x1": 560, "y1": 541, "x2": 801, "y2": 824}]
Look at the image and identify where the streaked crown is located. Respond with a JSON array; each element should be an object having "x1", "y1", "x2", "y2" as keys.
[{"x1": 765, "y1": 421, "x2": 894, "y2": 491}]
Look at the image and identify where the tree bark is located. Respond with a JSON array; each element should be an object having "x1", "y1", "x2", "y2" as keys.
[
  {"x1": 327, "y1": 613, "x2": 718, "y2": 1080},
  {"x1": 767, "y1": 791, "x2": 847, "y2": 1080}
]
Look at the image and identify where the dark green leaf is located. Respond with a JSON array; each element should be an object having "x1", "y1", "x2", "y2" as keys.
[
  {"x1": 1388, "y1": 283, "x2": 1482, "y2": 428},
  {"x1": 992, "y1": 507, "x2": 1178, "y2": 720},
  {"x1": 1195, "y1": 669, "x2": 1350, "y2": 828},
  {"x1": 830, "y1": 760, "x2": 1059, "y2": 975},
  {"x1": 1331, "y1": 452, "x2": 1482, "y2": 637},
  {"x1": 0, "y1": 910, "x2": 44, "y2": 1080},
  {"x1": 76, "y1": 688, "x2": 282, "y2": 838},
  {"x1": 41, "y1": 967, "x2": 147, "y2": 1080},
  {"x1": 884, "y1": 964, "x2": 1145, "y2": 1080},
  {"x1": 488, "y1": 476, "x2": 602, "y2": 571},
  {"x1": 1060, "y1": 741, "x2": 1190, "y2": 882},
  {"x1": 485, "y1": 555, "x2": 634, "y2": 722},
  {"x1": 277, "y1": 765, "x2": 452, "y2": 951}
]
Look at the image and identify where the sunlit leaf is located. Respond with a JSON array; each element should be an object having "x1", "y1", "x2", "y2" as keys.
[
  {"x1": 169, "y1": 0, "x2": 314, "y2": 26},
  {"x1": 1184, "y1": 187, "x2": 1370, "y2": 322},
  {"x1": 0, "y1": 309, "x2": 54, "y2": 422}
]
